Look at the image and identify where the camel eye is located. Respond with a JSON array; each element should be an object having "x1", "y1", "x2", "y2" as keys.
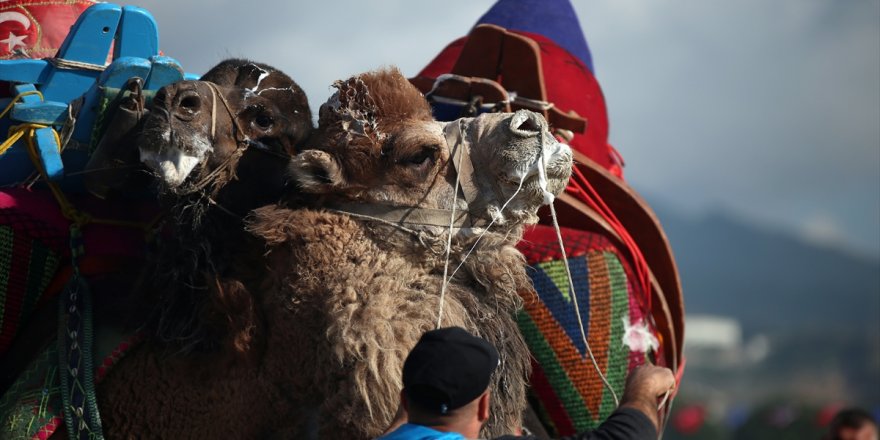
[
  {"x1": 255, "y1": 113, "x2": 274, "y2": 129},
  {"x1": 406, "y1": 145, "x2": 438, "y2": 166}
]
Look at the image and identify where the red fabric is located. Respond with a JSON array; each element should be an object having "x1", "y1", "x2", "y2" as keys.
[
  {"x1": 417, "y1": 31, "x2": 622, "y2": 178},
  {"x1": 0, "y1": 188, "x2": 158, "y2": 258},
  {"x1": 0, "y1": 1, "x2": 96, "y2": 60},
  {"x1": 519, "y1": 224, "x2": 615, "y2": 263}
]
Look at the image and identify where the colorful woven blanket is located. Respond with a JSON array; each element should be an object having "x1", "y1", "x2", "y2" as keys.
[{"x1": 517, "y1": 225, "x2": 658, "y2": 435}]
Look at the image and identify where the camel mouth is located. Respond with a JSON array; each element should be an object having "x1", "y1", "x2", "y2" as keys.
[
  {"x1": 503, "y1": 139, "x2": 572, "y2": 200},
  {"x1": 139, "y1": 146, "x2": 203, "y2": 187},
  {"x1": 137, "y1": 116, "x2": 213, "y2": 188}
]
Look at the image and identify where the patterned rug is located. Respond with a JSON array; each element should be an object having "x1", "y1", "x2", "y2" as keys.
[{"x1": 517, "y1": 224, "x2": 658, "y2": 435}]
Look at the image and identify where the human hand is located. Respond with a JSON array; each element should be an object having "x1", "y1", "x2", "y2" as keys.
[{"x1": 619, "y1": 364, "x2": 675, "y2": 430}]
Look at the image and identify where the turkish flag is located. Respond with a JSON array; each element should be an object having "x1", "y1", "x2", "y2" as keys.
[{"x1": 0, "y1": 0, "x2": 96, "y2": 60}]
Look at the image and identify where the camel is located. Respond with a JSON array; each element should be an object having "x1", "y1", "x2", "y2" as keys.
[
  {"x1": 5, "y1": 65, "x2": 570, "y2": 439},
  {"x1": 245, "y1": 67, "x2": 573, "y2": 438},
  {"x1": 134, "y1": 58, "x2": 313, "y2": 353},
  {"x1": 0, "y1": 59, "x2": 313, "y2": 439}
]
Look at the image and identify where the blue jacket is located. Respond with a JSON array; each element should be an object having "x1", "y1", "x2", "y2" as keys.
[{"x1": 379, "y1": 423, "x2": 467, "y2": 440}]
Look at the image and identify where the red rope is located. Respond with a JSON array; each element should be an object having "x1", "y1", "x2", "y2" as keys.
[{"x1": 565, "y1": 165, "x2": 653, "y2": 313}]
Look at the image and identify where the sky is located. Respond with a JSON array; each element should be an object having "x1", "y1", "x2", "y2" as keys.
[{"x1": 119, "y1": 0, "x2": 880, "y2": 258}]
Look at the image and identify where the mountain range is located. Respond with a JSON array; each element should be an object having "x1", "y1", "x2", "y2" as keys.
[
  {"x1": 647, "y1": 197, "x2": 880, "y2": 404},
  {"x1": 649, "y1": 199, "x2": 880, "y2": 335}
]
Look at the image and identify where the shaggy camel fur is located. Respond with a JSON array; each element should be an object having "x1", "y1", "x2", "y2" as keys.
[
  {"x1": 137, "y1": 58, "x2": 312, "y2": 353},
  {"x1": 82, "y1": 59, "x2": 313, "y2": 438},
  {"x1": 246, "y1": 67, "x2": 572, "y2": 438}
]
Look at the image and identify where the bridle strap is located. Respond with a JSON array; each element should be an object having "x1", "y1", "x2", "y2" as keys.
[
  {"x1": 444, "y1": 120, "x2": 482, "y2": 207},
  {"x1": 184, "y1": 82, "x2": 250, "y2": 194},
  {"x1": 327, "y1": 120, "x2": 490, "y2": 230},
  {"x1": 326, "y1": 202, "x2": 491, "y2": 228},
  {"x1": 209, "y1": 82, "x2": 218, "y2": 140}
]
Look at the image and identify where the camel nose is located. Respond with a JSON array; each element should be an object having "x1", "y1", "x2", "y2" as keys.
[
  {"x1": 509, "y1": 110, "x2": 546, "y2": 137},
  {"x1": 153, "y1": 82, "x2": 204, "y2": 122}
]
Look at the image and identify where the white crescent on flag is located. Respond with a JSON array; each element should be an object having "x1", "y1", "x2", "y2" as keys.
[
  {"x1": 0, "y1": 11, "x2": 31, "y2": 29},
  {"x1": 0, "y1": 11, "x2": 31, "y2": 51}
]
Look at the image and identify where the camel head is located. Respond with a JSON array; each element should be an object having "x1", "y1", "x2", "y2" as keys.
[
  {"x1": 291, "y1": 67, "x2": 572, "y2": 229},
  {"x1": 136, "y1": 59, "x2": 311, "y2": 201}
]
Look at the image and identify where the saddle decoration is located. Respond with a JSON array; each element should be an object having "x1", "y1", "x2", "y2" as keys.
[
  {"x1": 412, "y1": 24, "x2": 587, "y2": 138},
  {"x1": 413, "y1": 0, "x2": 685, "y2": 435}
]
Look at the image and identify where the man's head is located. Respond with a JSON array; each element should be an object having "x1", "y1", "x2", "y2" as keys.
[
  {"x1": 401, "y1": 327, "x2": 499, "y2": 434},
  {"x1": 827, "y1": 408, "x2": 879, "y2": 440}
]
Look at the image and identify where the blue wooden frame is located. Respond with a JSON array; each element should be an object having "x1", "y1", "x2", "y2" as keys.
[{"x1": 0, "y1": 3, "x2": 192, "y2": 188}]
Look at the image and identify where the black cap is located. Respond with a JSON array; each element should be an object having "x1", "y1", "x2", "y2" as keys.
[{"x1": 402, "y1": 327, "x2": 500, "y2": 415}]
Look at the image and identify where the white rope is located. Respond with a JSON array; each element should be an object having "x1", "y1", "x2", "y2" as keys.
[
  {"x1": 208, "y1": 83, "x2": 218, "y2": 141},
  {"x1": 444, "y1": 171, "x2": 526, "y2": 284},
  {"x1": 543, "y1": 146, "x2": 620, "y2": 408},
  {"x1": 437, "y1": 146, "x2": 464, "y2": 329},
  {"x1": 46, "y1": 57, "x2": 106, "y2": 72},
  {"x1": 437, "y1": 124, "x2": 525, "y2": 328},
  {"x1": 657, "y1": 389, "x2": 676, "y2": 440},
  {"x1": 657, "y1": 389, "x2": 672, "y2": 411},
  {"x1": 434, "y1": 130, "x2": 621, "y2": 412}
]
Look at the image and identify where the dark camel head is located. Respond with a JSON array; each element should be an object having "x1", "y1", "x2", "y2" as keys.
[{"x1": 137, "y1": 59, "x2": 311, "y2": 210}]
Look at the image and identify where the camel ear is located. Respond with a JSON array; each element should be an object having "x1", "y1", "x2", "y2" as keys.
[{"x1": 290, "y1": 150, "x2": 346, "y2": 193}]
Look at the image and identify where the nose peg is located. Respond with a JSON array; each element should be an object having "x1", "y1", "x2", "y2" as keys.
[{"x1": 509, "y1": 110, "x2": 546, "y2": 136}]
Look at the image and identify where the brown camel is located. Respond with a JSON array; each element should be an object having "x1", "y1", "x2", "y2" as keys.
[
  {"x1": 135, "y1": 58, "x2": 312, "y2": 353},
  {"x1": 89, "y1": 60, "x2": 315, "y2": 439},
  {"x1": 0, "y1": 59, "x2": 313, "y2": 439},
  {"x1": 245, "y1": 67, "x2": 573, "y2": 438}
]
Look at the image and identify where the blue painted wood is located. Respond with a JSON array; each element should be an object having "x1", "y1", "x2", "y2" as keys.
[
  {"x1": 54, "y1": 3, "x2": 121, "y2": 65},
  {"x1": 40, "y1": 4, "x2": 122, "y2": 104},
  {"x1": 1, "y1": 3, "x2": 183, "y2": 189},
  {"x1": 12, "y1": 84, "x2": 42, "y2": 104},
  {"x1": 98, "y1": 58, "x2": 153, "y2": 90},
  {"x1": 0, "y1": 85, "x2": 39, "y2": 183},
  {"x1": 184, "y1": 72, "x2": 201, "y2": 81},
  {"x1": 71, "y1": 57, "x2": 151, "y2": 144},
  {"x1": 10, "y1": 102, "x2": 68, "y2": 125},
  {"x1": 144, "y1": 56, "x2": 184, "y2": 90},
  {"x1": 34, "y1": 127, "x2": 64, "y2": 180},
  {"x1": 0, "y1": 85, "x2": 40, "y2": 145},
  {"x1": 114, "y1": 6, "x2": 160, "y2": 59},
  {"x1": 0, "y1": 60, "x2": 50, "y2": 84}
]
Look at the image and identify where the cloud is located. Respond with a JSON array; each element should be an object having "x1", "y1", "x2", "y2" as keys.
[
  {"x1": 799, "y1": 213, "x2": 849, "y2": 249},
  {"x1": 574, "y1": 0, "x2": 880, "y2": 257},
  {"x1": 118, "y1": 0, "x2": 879, "y2": 257}
]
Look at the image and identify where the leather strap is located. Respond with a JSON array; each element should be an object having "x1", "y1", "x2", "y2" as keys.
[
  {"x1": 326, "y1": 120, "x2": 493, "y2": 230},
  {"x1": 411, "y1": 24, "x2": 587, "y2": 133},
  {"x1": 326, "y1": 202, "x2": 489, "y2": 228},
  {"x1": 444, "y1": 119, "x2": 483, "y2": 208}
]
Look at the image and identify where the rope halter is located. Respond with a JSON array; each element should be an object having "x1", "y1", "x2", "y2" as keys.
[{"x1": 327, "y1": 119, "x2": 492, "y2": 230}]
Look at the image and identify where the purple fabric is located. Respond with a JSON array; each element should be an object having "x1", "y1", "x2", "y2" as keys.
[{"x1": 475, "y1": 0, "x2": 594, "y2": 73}]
